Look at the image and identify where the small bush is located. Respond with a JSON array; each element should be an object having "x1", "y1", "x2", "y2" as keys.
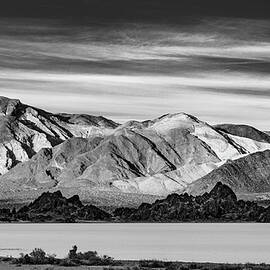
[
  {"x1": 30, "y1": 248, "x2": 46, "y2": 264},
  {"x1": 139, "y1": 259, "x2": 166, "y2": 268},
  {"x1": 44, "y1": 267, "x2": 55, "y2": 270},
  {"x1": 58, "y1": 258, "x2": 78, "y2": 267},
  {"x1": 0, "y1": 256, "x2": 13, "y2": 262},
  {"x1": 13, "y1": 248, "x2": 59, "y2": 265}
]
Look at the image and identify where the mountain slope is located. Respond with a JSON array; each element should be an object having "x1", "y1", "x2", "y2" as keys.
[
  {"x1": 187, "y1": 150, "x2": 270, "y2": 195},
  {"x1": 0, "y1": 137, "x2": 104, "y2": 191},
  {"x1": 0, "y1": 96, "x2": 119, "y2": 175}
]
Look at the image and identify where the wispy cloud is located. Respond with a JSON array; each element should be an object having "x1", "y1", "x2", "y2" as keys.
[{"x1": 0, "y1": 17, "x2": 269, "y2": 129}]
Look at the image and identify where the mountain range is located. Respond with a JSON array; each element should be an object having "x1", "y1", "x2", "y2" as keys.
[{"x1": 0, "y1": 96, "x2": 270, "y2": 208}]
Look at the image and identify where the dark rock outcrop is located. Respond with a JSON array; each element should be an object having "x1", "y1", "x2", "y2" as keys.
[
  {"x1": 114, "y1": 182, "x2": 270, "y2": 222},
  {"x1": 14, "y1": 191, "x2": 112, "y2": 222},
  {"x1": 208, "y1": 182, "x2": 237, "y2": 201},
  {"x1": 1, "y1": 183, "x2": 270, "y2": 222}
]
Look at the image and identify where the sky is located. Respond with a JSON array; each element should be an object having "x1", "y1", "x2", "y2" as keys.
[{"x1": 0, "y1": 14, "x2": 269, "y2": 129}]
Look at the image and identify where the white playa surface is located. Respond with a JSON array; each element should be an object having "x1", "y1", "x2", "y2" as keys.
[{"x1": 0, "y1": 223, "x2": 269, "y2": 263}]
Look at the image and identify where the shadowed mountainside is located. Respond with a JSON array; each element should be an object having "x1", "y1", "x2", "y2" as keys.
[
  {"x1": 215, "y1": 124, "x2": 270, "y2": 144},
  {"x1": 187, "y1": 150, "x2": 270, "y2": 195}
]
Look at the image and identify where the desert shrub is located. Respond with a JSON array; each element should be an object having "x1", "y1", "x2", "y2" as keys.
[
  {"x1": 47, "y1": 254, "x2": 57, "y2": 265},
  {"x1": 190, "y1": 263, "x2": 200, "y2": 269},
  {"x1": 0, "y1": 256, "x2": 13, "y2": 262},
  {"x1": 58, "y1": 258, "x2": 78, "y2": 267},
  {"x1": 68, "y1": 245, "x2": 78, "y2": 260},
  {"x1": 106, "y1": 267, "x2": 117, "y2": 270},
  {"x1": 13, "y1": 249, "x2": 59, "y2": 265},
  {"x1": 44, "y1": 267, "x2": 55, "y2": 270},
  {"x1": 100, "y1": 255, "x2": 115, "y2": 265},
  {"x1": 15, "y1": 253, "x2": 31, "y2": 264},
  {"x1": 178, "y1": 266, "x2": 189, "y2": 270},
  {"x1": 213, "y1": 265, "x2": 242, "y2": 270},
  {"x1": 125, "y1": 265, "x2": 141, "y2": 270},
  {"x1": 140, "y1": 259, "x2": 166, "y2": 268},
  {"x1": 30, "y1": 248, "x2": 46, "y2": 264},
  {"x1": 75, "y1": 250, "x2": 98, "y2": 261},
  {"x1": 67, "y1": 247, "x2": 115, "y2": 266},
  {"x1": 166, "y1": 262, "x2": 177, "y2": 270}
]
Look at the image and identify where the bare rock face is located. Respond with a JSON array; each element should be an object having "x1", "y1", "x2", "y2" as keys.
[
  {"x1": 0, "y1": 96, "x2": 119, "y2": 175},
  {"x1": 0, "y1": 96, "x2": 21, "y2": 116}
]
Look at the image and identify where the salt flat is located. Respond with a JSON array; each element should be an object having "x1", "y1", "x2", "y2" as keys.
[{"x1": 0, "y1": 223, "x2": 269, "y2": 263}]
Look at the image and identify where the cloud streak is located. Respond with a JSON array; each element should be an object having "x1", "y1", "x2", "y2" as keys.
[{"x1": 0, "y1": 17, "x2": 269, "y2": 129}]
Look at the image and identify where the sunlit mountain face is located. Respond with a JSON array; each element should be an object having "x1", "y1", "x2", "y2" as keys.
[{"x1": 0, "y1": 1, "x2": 269, "y2": 129}]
